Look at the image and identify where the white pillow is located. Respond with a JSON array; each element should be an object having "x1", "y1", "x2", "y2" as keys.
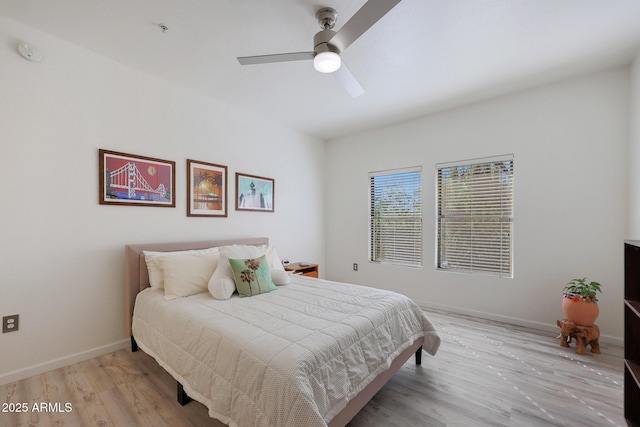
[
  {"x1": 161, "y1": 249, "x2": 220, "y2": 300},
  {"x1": 143, "y1": 247, "x2": 218, "y2": 289},
  {"x1": 208, "y1": 253, "x2": 237, "y2": 300},
  {"x1": 271, "y1": 270, "x2": 290, "y2": 285},
  {"x1": 143, "y1": 250, "x2": 168, "y2": 289},
  {"x1": 221, "y1": 244, "x2": 264, "y2": 257},
  {"x1": 208, "y1": 245, "x2": 263, "y2": 300},
  {"x1": 263, "y1": 245, "x2": 290, "y2": 286}
]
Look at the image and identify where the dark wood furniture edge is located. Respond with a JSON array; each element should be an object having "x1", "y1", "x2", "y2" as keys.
[{"x1": 624, "y1": 241, "x2": 640, "y2": 425}]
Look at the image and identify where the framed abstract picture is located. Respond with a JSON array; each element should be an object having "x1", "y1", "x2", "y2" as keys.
[
  {"x1": 187, "y1": 159, "x2": 228, "y2": 217},
  {"x1": 99, "y1": 149, "x2": 175, "y2": 207},
  {"x1": 235, "y1": 173, "x2": 274, "y2": 212}
]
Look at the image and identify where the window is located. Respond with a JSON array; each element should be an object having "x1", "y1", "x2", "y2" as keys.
[
  {"x1": 369, "y1": 167, "x2": 422, "y2": 268},
  {"x1": 437, "y1": 156, "x2": 514, "y2": 277}
]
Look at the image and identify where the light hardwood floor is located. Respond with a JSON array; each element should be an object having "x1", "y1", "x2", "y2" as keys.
[{"x1": 0, "y1": 310, "x2": 625, "y2": 427}]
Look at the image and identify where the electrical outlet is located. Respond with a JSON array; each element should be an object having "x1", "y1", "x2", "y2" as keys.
[
  {"x1": 3, "y1": 314, "x2": 19, "y2": 333},
  {"x1": 353, "y1": 263, "x2": 358, "y2": 271}
]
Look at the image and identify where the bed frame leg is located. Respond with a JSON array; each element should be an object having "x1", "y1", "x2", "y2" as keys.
[
  {"x1": 131, "y1": 336, "x2": 139, "y2": 352},
  {"x1": 415, "y1": 346, "x2": 422, "y2": 365},
  {"x1": 177, "y1": 382, "x2": 192, "y2": 406}
]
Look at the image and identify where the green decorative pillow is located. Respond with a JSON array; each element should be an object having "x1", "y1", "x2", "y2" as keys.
[{"x1": 228, "y1": 255, "x2": 277, "y2": 297}]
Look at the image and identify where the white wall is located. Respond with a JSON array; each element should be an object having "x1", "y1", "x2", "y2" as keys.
[
  {"x1": 0, "y1": 18, "x2": 325, "y2": 383},
  {"x1": 325, "y1": 68, "x2": 629, "y2": 341}
]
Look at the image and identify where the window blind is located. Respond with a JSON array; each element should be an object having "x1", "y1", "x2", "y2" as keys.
[
  {"x1": 437, "y1": 156, "x2": 514, "y2": 277},
  {"x1": 369, "y1": 167, "x2": 422, "y2": 268}
]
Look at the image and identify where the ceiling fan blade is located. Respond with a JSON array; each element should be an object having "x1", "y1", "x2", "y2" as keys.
[
  {"x1": 334, "y1": 62, "x2": 364, "y2": 98},
  {"x1": 237, "y1": 51, "x2": 314, "y2": 65},
  {"x1": 330, "y1": 0, "x2": 401, "y2": 52}
]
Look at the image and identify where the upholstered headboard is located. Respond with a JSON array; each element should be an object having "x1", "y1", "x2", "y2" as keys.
[{"x1": 124, "y1": 237, "x2": 269, "y2": 334}]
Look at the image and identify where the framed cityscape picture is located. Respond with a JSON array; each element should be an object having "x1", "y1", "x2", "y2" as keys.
[
  {"x1": 235, "y1": 173, "x2": 274, "y2": 212},
  {"x1": 187, "y1": 159, "x2": 228, "y2": 217},
  {"x1": 99, "y1": 149, "x2": 175, "y2": 207}
]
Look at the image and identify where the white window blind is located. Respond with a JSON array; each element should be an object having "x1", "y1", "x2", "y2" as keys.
[
  {"x1": 369, "y1": 167, "x2": 422, "y2": 268},
  {"x1": 437, "y1": 156, "x2": 514, "y2": 277}
]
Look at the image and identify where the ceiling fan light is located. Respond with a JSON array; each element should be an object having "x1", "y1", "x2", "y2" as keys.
[{"x1": 314, "y1": 51, "x2": 341, "y2": 73}]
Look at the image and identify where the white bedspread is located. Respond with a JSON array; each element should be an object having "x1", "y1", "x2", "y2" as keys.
[{"x1": 132, "y1": 275, "x2": 440, "y2": 427}]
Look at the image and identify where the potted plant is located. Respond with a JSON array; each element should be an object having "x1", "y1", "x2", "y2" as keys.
[{"x1": 562, "y1": 277, "x2": 602, "y2": 326}]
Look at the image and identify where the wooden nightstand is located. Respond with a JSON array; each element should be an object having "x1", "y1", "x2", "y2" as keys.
[{"x1": 285, "y1": 262, "x2": 319, "y2": 278}]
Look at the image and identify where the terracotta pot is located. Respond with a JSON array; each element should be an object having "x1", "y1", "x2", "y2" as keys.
[{"x1": 562, "y1": 296, "x2": 599, "y2": 326}]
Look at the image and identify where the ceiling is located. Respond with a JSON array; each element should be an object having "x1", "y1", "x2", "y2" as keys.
[{"x1": 2, "y1": 0, "x2": 640, "y2": 140}]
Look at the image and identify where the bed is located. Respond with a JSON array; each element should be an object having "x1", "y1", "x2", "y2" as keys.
[{"x1": 125, "y1": 237, "x2": 440, "y2": 427}]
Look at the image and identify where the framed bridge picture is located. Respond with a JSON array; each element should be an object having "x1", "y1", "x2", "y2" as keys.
[{"x1": 99, "y1": 149, "x2": 175, "y2": 207}]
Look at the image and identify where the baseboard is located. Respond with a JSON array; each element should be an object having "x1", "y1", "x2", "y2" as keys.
[
  {"x1": 0, "y1": 339, "x2": 130, "y2": 386},
  {"x1": 415, "y1": 299, "x2": 623, "y2": 347}
]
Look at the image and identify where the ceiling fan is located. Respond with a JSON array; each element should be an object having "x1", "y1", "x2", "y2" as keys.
[{"x1": 237, "y1": 0, "x2": 402, "y2": 98}]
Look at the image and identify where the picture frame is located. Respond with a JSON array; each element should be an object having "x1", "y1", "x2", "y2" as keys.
[
  {"x1": 235, "y1": 173, "x2": 275, "y2": 212},
  {"x1": 99, "y1": 149, "x2": 175, "y2": 207},
  {"x1": 187, "y1": 159, "x2": 228, "y2": 217}
]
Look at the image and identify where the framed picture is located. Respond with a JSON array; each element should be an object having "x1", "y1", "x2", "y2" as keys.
[
  {"x1": 99, "y1": 149, "x2": 175, "y2": 207},
  {"x1": 235, "y1": 173, "x2": 274, "y2": 212},
  {"x1": 187, "y1": 159, "x2": 228, "y2": 217}
]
